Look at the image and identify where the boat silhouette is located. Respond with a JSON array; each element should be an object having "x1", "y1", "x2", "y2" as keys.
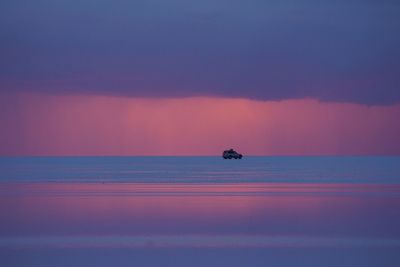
[{"x1": 222, "y1": 149, "x2": 243, "y2": 159}]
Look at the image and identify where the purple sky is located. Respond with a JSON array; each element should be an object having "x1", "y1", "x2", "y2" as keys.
[{"x1": 1, "y1": 0, "x2": 399, "y2": 104}]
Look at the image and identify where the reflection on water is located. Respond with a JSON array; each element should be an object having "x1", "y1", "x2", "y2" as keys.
[
  {"x1": 1, "y1": 156, "x2": 400, "y2": 183},
  {"x1": 1, "y1": 183, "x2": 400, "y2": 239},
  {"x1": 1, "y1": 182, "x2": 400, "y2": 266}
]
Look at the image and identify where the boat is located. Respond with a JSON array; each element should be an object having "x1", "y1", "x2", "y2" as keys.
[{"x1": 222, "y1": 149, "x2": 243, "y2": 159}]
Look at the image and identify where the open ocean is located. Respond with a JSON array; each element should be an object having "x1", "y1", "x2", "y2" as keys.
[{"x1": 1, "y1": 156, "x2": 400, "y2": 267}]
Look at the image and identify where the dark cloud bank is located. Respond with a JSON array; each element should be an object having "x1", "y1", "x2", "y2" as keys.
[{"x1": 1, "y1": 0, "x2": 399, "y2": 105}]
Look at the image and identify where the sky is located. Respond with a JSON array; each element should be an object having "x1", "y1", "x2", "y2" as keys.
[{"x1": 0, "y1": 0, "x2": 400, "y2": 155}]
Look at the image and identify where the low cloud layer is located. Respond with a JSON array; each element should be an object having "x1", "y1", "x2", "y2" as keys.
[{"x1": 1, "y1": 0, "x2": 399, "y2": 104}]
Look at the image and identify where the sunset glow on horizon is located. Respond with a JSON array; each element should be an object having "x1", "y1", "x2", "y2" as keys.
[{"x1": 1, "y1": 92, "x2": 399, "y2": 156}]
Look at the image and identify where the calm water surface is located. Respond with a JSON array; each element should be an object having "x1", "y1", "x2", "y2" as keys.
[{"x1": 1, "y1": 157, "x2": 400, "y2": 266}]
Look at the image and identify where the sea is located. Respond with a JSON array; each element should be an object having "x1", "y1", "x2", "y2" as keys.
[{"x1": 1, "y1": 156, "x2": 400, "y2": 267}]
